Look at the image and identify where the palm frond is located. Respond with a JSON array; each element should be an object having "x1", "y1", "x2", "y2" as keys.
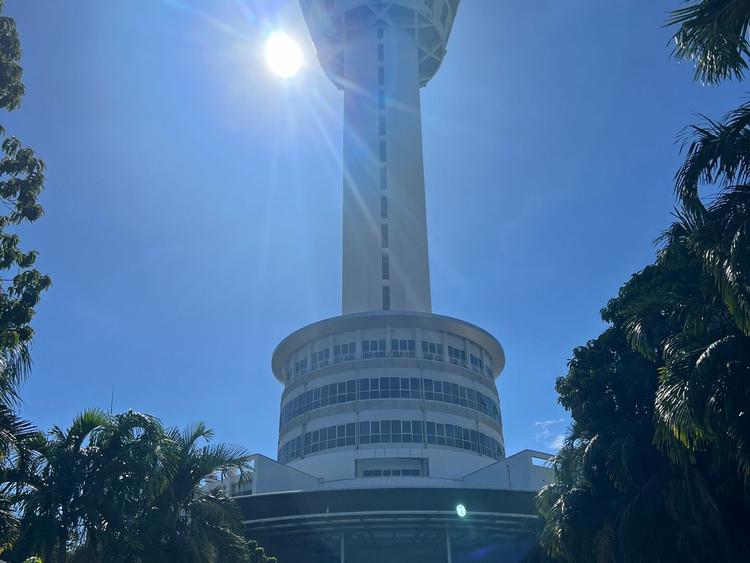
[
  {"x1": 193, "y1": 443, "x2": 253, "y2": 483},
  {"x1": 0, "y1": 342, "x2": 32, "y2": 407},
  {"x1": 668, "y1": 0, "x2": 750, "y2": 85},
  {"x1": 675, "y1": 101, "x2": 750, "y2": 207},
  {"x1": 63, "y1": 409, "x2": 110, "y2": 451},
  {"x1": 181, "y1": 422, "x2": 214, "y2": 452}
]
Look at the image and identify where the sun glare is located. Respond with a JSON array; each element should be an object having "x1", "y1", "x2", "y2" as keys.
[{"x1": 265, "y1": 32, "x2": 303, "y2": 78}]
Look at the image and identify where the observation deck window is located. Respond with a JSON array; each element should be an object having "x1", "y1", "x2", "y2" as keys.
[
  {"x1": 448, "y1": 346, "x2": 466, "y2": 366},
  {"x1": 363, "y1": 469, "x2": 421, "y2": 477},
  {"x1": 391, "y1": 339, "x2": 415, "y2": 358},
  {"x1": 334, "y1": 342, "x2": 356, "y2": 363},
  {"x1": 421, "y1": 341, "x2": 444, "y2": 361},
  {"x1": 279, "y1": 419, "x2": 503, "y2": 464},
  {"x1": 470, "y1": 354, "x2": 483, "y2": 374},
  {"x1": 281, "y1": 377, "x2": 501, "y2": 431},
  {"x1": 311, "y1": 348, "x2": 330, "y2": 369},
  {"x1": 362, "y1": 339, "x2": 386, "y2": 359}
]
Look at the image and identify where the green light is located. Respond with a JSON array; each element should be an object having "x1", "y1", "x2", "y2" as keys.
[{"x1": 456, "y1": 504, "x2": 467, "y2": 518}]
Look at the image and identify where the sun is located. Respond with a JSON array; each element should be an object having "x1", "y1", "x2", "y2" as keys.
[{"x1": 265, "y1": 32, "x2": 303, "y2": 79}]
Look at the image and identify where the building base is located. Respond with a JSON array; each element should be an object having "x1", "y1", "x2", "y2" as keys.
[{"x1": 236, "y1": 487, "x2": 540, "y2": 563}]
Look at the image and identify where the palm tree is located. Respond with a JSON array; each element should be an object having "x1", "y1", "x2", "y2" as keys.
[
  {"x1": 134, "y1": 422, "x2": 256, "y2": 563},
  {"x1": 674, "y1": 102, "x2": 750, "y2": 209},
  {"x1": 8, "y1": 409, "x2": 124, "y2": 562},
  {"x1": 0, "y1": 407, "x2": 35, "y2": 547},
  {"x1": 68, "y1": 410, "x2": 169, "y2": 562},
  {"x1": 7, "y1": 409, "x2": 168, "y2": 562},
  {"x1": 7, "y1": 412, "x2": 262, "y2": 563},
  {"x1": 668, "y1": 3, "x2": 750, "y2": 330},
  {"x1": 0, "y1": 344, "x2": 37, "y2": 548}
]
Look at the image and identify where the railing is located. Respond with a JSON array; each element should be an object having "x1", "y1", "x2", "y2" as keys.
[{"x1": 289, "y1": 352, "x2": 483, "y2": 383}]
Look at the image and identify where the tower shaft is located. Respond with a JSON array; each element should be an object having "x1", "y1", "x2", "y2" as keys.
[
  {"x1": 300, "y1": 0, "x2": 459, "y2": 314},
  {"x1": 342, "y1": 23, "x2": 431, "y2": 314}
]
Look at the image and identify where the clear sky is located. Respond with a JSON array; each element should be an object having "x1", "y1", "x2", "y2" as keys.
[{"x1": 5, "y1": 1, "x2": 747, "y2": 457}]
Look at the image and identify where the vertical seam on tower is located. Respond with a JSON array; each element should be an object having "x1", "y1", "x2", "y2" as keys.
[{"x1": 378, "y1": 23, "x2": 390, "y2": 311}]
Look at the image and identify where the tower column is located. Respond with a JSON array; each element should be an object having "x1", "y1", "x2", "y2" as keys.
[
  {"x1": 341, "y1": 22, "x2": 431, "y2": 314},
  {"x1": 300, "y1": 0, "x2": 459, "y2": 315}
]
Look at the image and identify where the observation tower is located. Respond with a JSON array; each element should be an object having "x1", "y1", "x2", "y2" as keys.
[
  {"x1": 231, "y1": 2, "x2": 554, "y2": 561},
  {"x1": 274, "y1": 0, "x2": 506, "y2": 485}
]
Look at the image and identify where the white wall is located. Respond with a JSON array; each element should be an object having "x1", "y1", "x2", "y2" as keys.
[
  {"x1": 504, "y1": 450, "x2": 555, "y2": 492},
  {"x1": 287, "y1": 443, "x2": 498, "y2": 482},
  {"x1": 252, "y1": 455, "x2": 321, "y2": 494},
  {"x1": 244, "y1": 450, "x2": 553, "y2": 494}
]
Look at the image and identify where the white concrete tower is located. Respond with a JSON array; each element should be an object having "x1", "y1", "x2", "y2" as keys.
[
  {"x1": 230, "y1": 7, "x2": 554, "y2": 559},
  {"x1": 300, "y1": 0, "x2": 458, "y2": 314},
  {"x1": 269, "y1": 0, "x2": 510, "y2": 489}
]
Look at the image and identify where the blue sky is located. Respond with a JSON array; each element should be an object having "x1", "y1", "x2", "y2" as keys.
[{"x1": 5, "y1": 0, "x2": 747, "y2": 457}]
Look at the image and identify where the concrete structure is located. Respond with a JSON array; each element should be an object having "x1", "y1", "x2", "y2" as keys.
[
  {"x1": 302, "y1": 0, "x2": 451, "y2": 314},
  {"x1": 273, "y1": 312, "x2": 508, "y2": 485},
  {"x1": 222, "y1": 1, "x2": 554, "y2": 561}
]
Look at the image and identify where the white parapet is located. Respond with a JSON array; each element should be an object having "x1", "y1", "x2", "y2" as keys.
[{"x1": 215, "y1": 451, "x2": 555, "y2": 496}]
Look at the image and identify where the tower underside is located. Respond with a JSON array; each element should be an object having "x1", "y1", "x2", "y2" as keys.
[{"x1": 300, "y1": 0, "x2": 459, "y2": 89}]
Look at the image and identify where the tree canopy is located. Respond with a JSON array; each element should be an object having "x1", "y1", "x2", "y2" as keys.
[
  {"x1": 533, "y1": 1, "x2": 750, "y2": 560},
  {"x1": 4, "y1": 411, "x2": 275, "y2": 563},
  {"x1": 0, "y1": 1, "x2": 50, "y2": 548}
]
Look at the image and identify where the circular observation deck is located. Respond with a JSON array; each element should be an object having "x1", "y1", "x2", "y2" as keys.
[
  {"x1": 299, "y1": 0, "x2": 460, "y2": 88},
  {"x1": 271, "y1": 311, "x2": 506, "y2": 484}
]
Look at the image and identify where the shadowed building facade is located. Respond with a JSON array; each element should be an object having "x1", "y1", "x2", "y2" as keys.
[{"x1": 225, "y1": 2, "x2": 554, "y2": 561}]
